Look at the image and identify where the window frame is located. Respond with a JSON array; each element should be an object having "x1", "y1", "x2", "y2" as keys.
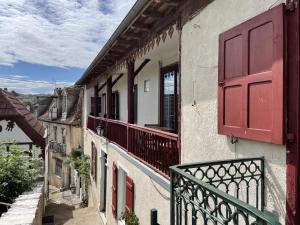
[
  {"x1": 55, "y1": 159, "x2": 63, "y2": 177},
  {"x1": 160, "y1": 63, "x2": 179, "y2": 132}
]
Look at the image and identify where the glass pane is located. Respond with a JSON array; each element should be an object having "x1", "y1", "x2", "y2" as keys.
[{"x1": 163, "y1": 71, "x2": 175, "y2": 129}]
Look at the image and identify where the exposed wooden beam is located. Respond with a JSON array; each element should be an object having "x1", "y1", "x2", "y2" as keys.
[
  {"x1": 97, "y1": 73, "x2": 124, "y2": 92},
  {"x1": 127, "y1": 61, "x2": 134, "y2": 124},
  {"x1": 112, "y1": 74, "x2": 124, "y2": 87},
  {"x1": 134, "y1": 59, "x2": 151, "y2": 78},
  {"x1": 118, "y1": 39, "x2": 138, "y2": 46},
  {"x1": 124, "y1": 33, "x2": 142, "y2": 40},
  {"x1": 141, "y1": 11, "x2": 164, "y2": 19},
  {"x1": 131, "y1": 23, "x2": 151, "y2": 32},
  {"x1": 97, "y1": 82, "x2": 107, "y2": 93},
  {"x1": 154, "y1": 0, "x2": 179, "y2": 6}
]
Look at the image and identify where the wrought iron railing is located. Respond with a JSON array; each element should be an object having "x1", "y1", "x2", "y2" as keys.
[
  {"x1": 170, "y1": 157, "x2": 281, "y2": 225},
  {"x1": 48, "y1": 141, "x2": 66, "y2": 156}
]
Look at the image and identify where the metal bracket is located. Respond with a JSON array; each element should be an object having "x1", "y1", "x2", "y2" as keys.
[
  {"x1": 230, "y1": 135, "x2": 239, "y2": 144},
  {"x1": 287, "y1": 1, "x2": 297, "y2": 11},
  {"x1": 218, "y1": 81, "x2": 225, "y2": 87}
]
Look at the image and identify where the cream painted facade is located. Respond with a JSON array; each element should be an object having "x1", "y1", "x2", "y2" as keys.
[
  {"x1": 0, "y1": 120, "x2": 32, "y2": 150},
  {"x1": 44, "y1": 121, "x2": 82, "y2": 188},
  {"x1": 84, "y1": 129, "x2": 170, "y2": 225},
  {"x1": 79, "y1": 0, "x2": 292, "y2": 224},
  {"x1": 83, "y1": 30, "x2": 179, "y2": 225},
  {"x1": 180, "y1": 0, "x2": 287, "y2": 223}
]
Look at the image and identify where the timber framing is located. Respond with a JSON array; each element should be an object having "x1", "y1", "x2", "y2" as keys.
[{"x1": 76, "y1": 0, "x2": 186, "y2": 85}]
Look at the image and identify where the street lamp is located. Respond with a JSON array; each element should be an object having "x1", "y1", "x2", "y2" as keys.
[{"x1": 96, "y1": 123, "x2": 105, "y2": 136}]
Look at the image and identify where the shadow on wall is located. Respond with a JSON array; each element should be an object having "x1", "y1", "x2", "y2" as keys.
[{"x1": 45, "y1": 202, "x2": 75, "y2": 224}]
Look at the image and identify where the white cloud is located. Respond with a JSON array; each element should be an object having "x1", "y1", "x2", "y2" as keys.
[
  {"x1": 0, "y1": 75, "x2": 73, "y2": 94},
  {"x1": 0, "y1": 0, "x2": 136, "y2": 69}
]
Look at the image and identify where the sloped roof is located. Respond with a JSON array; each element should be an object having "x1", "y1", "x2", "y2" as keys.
[
  {"x1": 0, "y1": 89, "x2": 45, "y2": 148},
  {"x1": 39, "y1": 87, "x2": 82, "y2": 126}
]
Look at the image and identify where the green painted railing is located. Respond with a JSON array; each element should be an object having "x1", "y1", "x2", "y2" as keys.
[{"x1": 170, "y1": 157, "x2": 281, "y2": 225}]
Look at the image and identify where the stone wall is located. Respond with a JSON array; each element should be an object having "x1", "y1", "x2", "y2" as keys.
[{"x1": 0, "y1": 182, "x2": 44, "y2": 225}]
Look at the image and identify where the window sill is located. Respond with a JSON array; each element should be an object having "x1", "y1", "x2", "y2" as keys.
[{"x1": 118, "y1": 220, "x2": 125, "y2": 225}]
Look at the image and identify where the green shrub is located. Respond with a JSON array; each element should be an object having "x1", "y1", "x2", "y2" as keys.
[
  {"x1": 121, "y1": 210, "x2": 140, "y2": 225},
  {"x1": 0, "y1": 142, "x2": 41, "y2": 203}
]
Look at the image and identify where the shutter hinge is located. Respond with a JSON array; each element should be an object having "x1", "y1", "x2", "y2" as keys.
[
  {"x1": 218, "y1": 81, "x2": 225, "y2": 87},
  {"x1": 286, "y1": 1, "x2": 297, "y2": 11},
  {"x1": 287, "y1": 133, "x2": 295, "y2": 143}
]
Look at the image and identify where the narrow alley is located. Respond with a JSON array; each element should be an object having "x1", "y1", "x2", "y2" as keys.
[{"x1": 44, "y1": 186, "x2": 102, "y2": 225}]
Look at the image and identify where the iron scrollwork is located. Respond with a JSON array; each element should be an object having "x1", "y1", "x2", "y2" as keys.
[{"x1": 170, "y1": 158, "x2": 281, "y2": 225}]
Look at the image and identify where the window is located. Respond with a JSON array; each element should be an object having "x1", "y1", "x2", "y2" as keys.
[
  {"x1": 61, "y1": 128, "x2": 66, "y2": 144},
  {"x1": 90, "y1": 97, "x2": 102, "y2": 116},
  {"x1": 102, "y1": 94, "x2": 107, "y2": 117},
  {"x1": 53, "y1": 126, "x2": 57, "y2": 141},
  {"x1": 91, "y1": 142, "x2": 97, "y2": 182},
  {"x1": 160, "y1": 64, "x2": 178, "y2": 132},
  {"x1": 133, "y1": 85, "x2": 138, "y2": 124},
  {"x1": 144, "y1": 80, "x2": 150, "y2": 92},
  {"x1": 55, "y1": 159, "x2": 63, "y2": 177},
  {"x1": 112, "y1": 91, "x2": 120, "y2": 120},
  {"x1": 112, "y1": 162, "x2": 134, "y2": 220},
  {"x1": 218, "y1": 4, "x2": 284, "y2": 144},
  {"x1": 100, "y1": 152, "x2": 107, "y2": 213}
]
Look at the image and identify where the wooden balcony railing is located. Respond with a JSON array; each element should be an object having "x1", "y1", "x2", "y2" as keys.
[{"x1": 87, "y1": 115, "x2": 179, "y2": 177}]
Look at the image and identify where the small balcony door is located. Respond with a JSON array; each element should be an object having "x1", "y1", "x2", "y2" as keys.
[
  {"x1": 112, "y1": 91, "x2": 120, "y2": 120},
  {"x1": 133, "y1": 84, "x2": 138, "y2": 124},
  {"x1": 102, "y1": 94, "x2": 106, "y2": 117},
  {"x1": 160, "y1": 63, "x2": 178, "y2": 132}
]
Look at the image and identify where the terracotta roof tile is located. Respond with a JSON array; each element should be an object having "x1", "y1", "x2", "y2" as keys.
[{"x1": 0, "y1": 89, "x2": 45, "y2": 148}]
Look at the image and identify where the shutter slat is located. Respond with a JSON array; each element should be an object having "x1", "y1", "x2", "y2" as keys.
[
  {"x1": 112, "y1": 162, "x2": 118, "y2": 218},
  {"x1": 125, "y1": 175, "x2": 134, "y2": 212},
  {"x1": 218, "y1": 4, "x2": 285, "y2": 144}
]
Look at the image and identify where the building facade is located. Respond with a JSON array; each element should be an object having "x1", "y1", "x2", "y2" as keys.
[
  {"x1": 40, "y1": 87, "x2": 83, "y2": 191},
  {"x1": 76, "y1": 0, "x2": 300, "y2": 225},
  {"x1": 0, "y1": 89, "x2": 45, "y2": 153}
]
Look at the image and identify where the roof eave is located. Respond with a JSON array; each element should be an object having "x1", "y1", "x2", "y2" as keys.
[{"x1": 76, "y1": 0, "x2": 151, "y2": 85}]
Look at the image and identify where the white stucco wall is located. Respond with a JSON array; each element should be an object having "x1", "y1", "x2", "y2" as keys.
[
  {"x1": 85, "y1": 30, "x2": 179, "y2": 127},
  {"x1": 84, "y1": 129, "x2": 170, "y2": 225},
  {"x1": 0, "y1": 120, "x2": 31, "y2": 143},
  {"x1": 44, "y1": 121, "x2": 81, "y2": 188},
  {"x1": 181, "y1": 0, "x2": 286, "y2": 223}
]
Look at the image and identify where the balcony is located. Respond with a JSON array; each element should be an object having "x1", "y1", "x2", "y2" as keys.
[
  {"x1": 49, "y1": 141, "x2": 66, "y2": 156},
  {"x1": 87, "y1": 115, "x2": 179, "y2": 177},
  {"x1": 170, "y1": 158, "x2": 281, "y2": 225}
]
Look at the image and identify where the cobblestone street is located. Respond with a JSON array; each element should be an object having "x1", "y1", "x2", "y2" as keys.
[{"x1": 44, "y1": 186, "x2": 103, "y2": 225}]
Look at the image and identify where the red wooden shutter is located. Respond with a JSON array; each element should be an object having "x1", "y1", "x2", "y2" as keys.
[
  {"x1": 218, "y1": 4, "x2": 285, "y2": 144},
  {"x1": 125, "y1": 175, "x2": 134, "y2": 212},
  {"x1": 94, "y1": 148, "x2": 97, "y2": 181},
  {"x1": 112, "y1": 162, "x2": 118, "y2": 218},
  {"x1": 91, "y1": 142, "x2": 94, "y2": 178},
  {"x1": 92, "y1": 143, "x2": 97, "y2": 182}
]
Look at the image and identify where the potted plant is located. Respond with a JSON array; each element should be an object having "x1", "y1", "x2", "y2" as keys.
[{"x1": 121, "y1": 210, "x2": 140, "y2": 225}]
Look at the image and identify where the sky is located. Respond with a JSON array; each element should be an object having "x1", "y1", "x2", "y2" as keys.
[{"x1": 0, "y1": 0, "x2": 136, "y2": 94}]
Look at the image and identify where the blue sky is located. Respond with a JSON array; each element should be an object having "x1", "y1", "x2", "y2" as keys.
[{"x1": 0, "y1": 0, "x2": 136, "y2": 94}]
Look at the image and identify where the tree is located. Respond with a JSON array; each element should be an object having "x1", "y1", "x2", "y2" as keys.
[
  {"x1": 0, "y1": 142, "x2": 42, "y2": 214},
  {"x1": 64, "y1": 148, "x2": 90, "y2": 207}
]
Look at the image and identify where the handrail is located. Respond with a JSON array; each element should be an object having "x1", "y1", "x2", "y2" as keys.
[
  {"x1": 127, "y1": 123, "x2": 178, "y2": 140},
  {"x1": 90, "y1": 116, "x2": 178, "y2": 140},
  {"x1": 87, "y1": 115, "x2": 179, "y2": 177},
  {"x1": 170, "y1": 158, "x2": 281, "y2": 225}
]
